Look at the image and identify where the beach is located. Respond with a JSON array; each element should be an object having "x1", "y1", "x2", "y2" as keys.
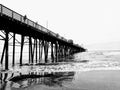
[{"x1": 1, "y1": 50, "x2": 120, "y2": 90}]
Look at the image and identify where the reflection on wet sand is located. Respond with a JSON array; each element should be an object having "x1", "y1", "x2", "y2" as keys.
[{"x1": 0, "y1": 71, "x2": 75, "y2": 90}]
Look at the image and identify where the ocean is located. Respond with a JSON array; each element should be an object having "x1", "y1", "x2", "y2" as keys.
[{"x1": 1, "y1": 50, "x2": 120, "y2": 90}]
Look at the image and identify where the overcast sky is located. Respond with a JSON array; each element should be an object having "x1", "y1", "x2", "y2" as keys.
[{"x1": 1, "y1": 0, "x2": 120, "y2": 48}]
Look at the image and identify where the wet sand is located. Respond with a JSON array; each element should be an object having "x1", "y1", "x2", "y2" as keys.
[
  {"x1": 71, "y1": 70, "x2": 120, "y2": 90},
  {"x1": 31, "y1": 70, "x2": 120, "y2": 90},
  {"x1": 2, "y1": 70, "x2": 120, "y2": 90}
]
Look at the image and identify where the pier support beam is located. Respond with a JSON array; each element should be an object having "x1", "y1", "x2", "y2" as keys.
[
  {"x1": 32, "y1": 39, "x2": 36, "y2": 64},
  {"x1": 35, "y1": 39, "x2": 37, "y2": 63},
  {"x1": 40, "y1": 41, "x2": 44, "y2": 62},
  {"x1": 20, "y1": 35, "x2": 24, "y2": 66},
  {"x1": 12, "y1": 33, "x2": 15, "y2": 66},
  {"x1": 39, "y1": 40, "x2": 41, "y2": 63},
  {"x1": 1, "y1": 41, "x2": 5, "y2": 64},
  {"x1": 55, "y1": 42, "x2": 58, "y2": 62},
  {"x1": 61, "y1": 46, "x2": 64, "y2": 57},
  {"x1": 51, "y1": 42, "x2": 54, "y2": 63},
  {"x1": 64, "y1": 46, "x2": 68, "y2": 57},
  {"x1": 44, "y1": 41, "x2": 49, "y2": 63},
  {"x1": 5, "y1": 31, "x2": 9, "y2": 70},
  {"x1": 58, "y1": 44, "x2": 63, "y2": 58},
  {"x1": 29, "y1": 37, "x2": 31, "y2": 63},
  {"x1": 29, "y1": 37, "x2": 33, "y2": 64}
]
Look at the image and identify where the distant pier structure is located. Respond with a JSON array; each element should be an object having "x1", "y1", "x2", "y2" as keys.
[{"x1": 0, "y1": 4, "x2": 85, "y2": 70}]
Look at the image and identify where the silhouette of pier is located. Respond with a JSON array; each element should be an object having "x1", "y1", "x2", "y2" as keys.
[{"x1": 0, "y1": 4, "x2": 85, "y2": 70}]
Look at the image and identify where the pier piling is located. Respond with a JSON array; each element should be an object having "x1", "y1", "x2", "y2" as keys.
[
  {"x1": 12, "y1": 33, "x2": 15, "y2": 66},
  {"x1": 20, "y1": 35, "x2": 24, "y2": 66},
  {"x1": 5, "y1": 30, "x2": 9, "y2": 70}
]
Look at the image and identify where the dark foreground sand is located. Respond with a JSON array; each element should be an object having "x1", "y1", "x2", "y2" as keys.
[{"x1": 9, "y1": 70, "x2": 120, "y2": 90}]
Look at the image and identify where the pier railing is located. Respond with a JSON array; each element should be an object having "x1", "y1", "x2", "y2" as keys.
[{"x1": 0, "y1": 4, "x2": 67, "y2": 42}]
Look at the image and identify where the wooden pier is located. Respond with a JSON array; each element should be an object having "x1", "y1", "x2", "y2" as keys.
[{"x1": 0, "y1": 4, "x2": 85, "y2": 70}]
